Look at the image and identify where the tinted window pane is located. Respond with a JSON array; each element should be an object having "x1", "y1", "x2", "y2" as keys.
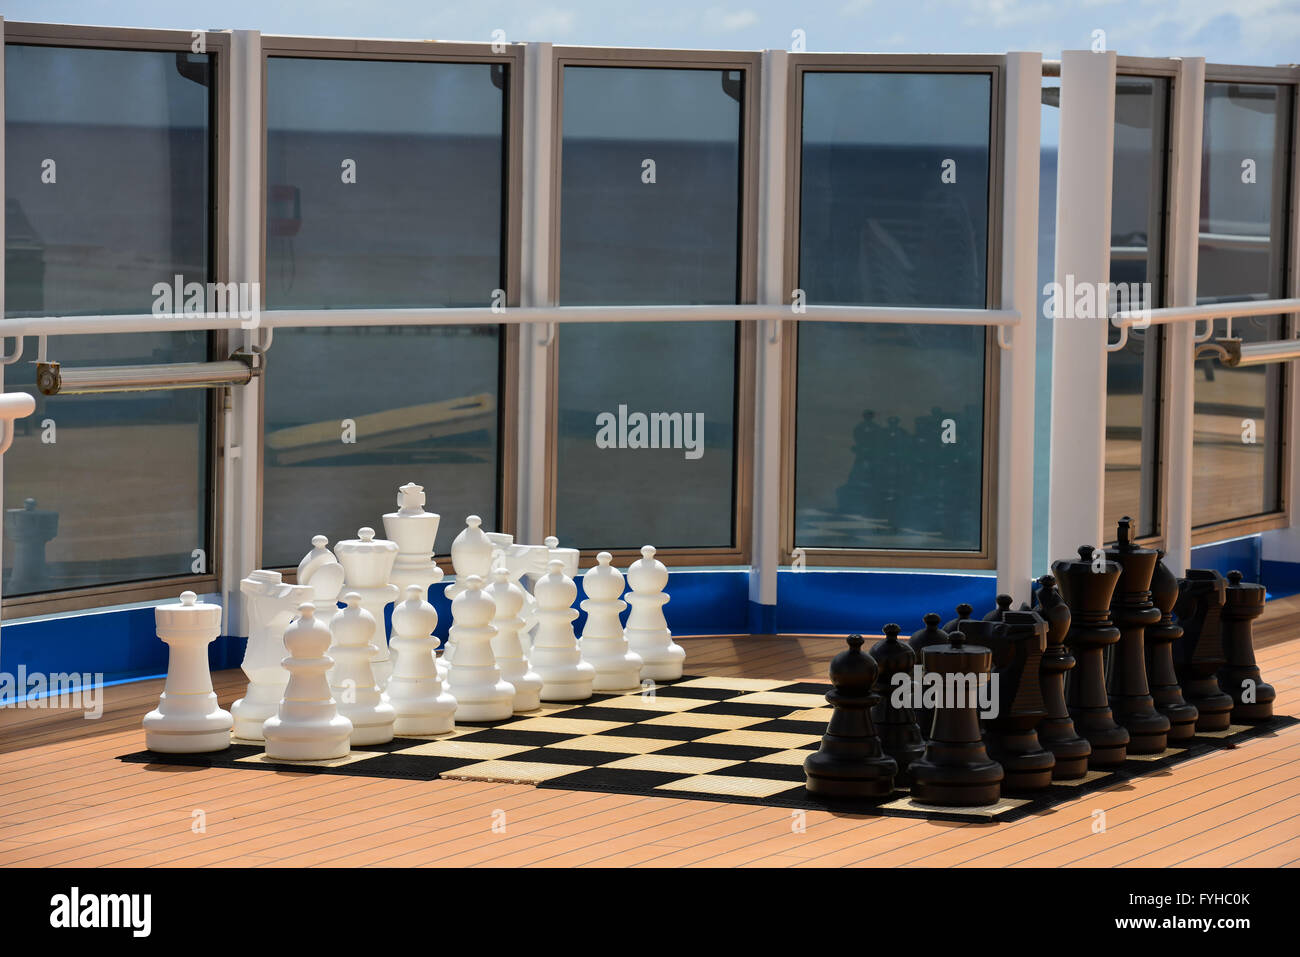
[
  {"x1": 1192, "y1": 82, "x2": 1292, "y2": 525},
  {"x1": 265, "y1": 57, "x2": 506, "y2": 309},
  {"x1": 1104, "y1": 76, "x2": 1168, "y2": 539},
  {"x1": 261, "y1": 327, "x2": 501, "y2": 563},
  {"x1": 554, "y1": 66, "x2": 743, "y2": 549},
  {"x1": 4, "y1": 45, "x2": 212, "y2": 595},
  {"x1": 795, "y1": 72, "x2": 991, "y2": 552}
]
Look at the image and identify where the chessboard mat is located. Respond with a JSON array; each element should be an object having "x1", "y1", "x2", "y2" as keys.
[{"x1": 118, "y1": 676, "x2": 1299, "y2": 824}]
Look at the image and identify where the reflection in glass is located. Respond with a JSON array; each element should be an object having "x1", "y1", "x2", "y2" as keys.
[
  {"x1": 555, "y1": 66, "x2": 744, "y2": 549},
  {"x1": 3, "y1": 45, "x2": 213, "y2": 595},
  {"x1": 265, "y1": 57, "x2": 506, "y2": 309},
  {"x1": 1192, "y1": 82, "x2": 1292, "y2": 526},
  {"x1": 1104, "y1": 76, "x2": 1169, "y2": 539},
  {"x1": 794, "y1": 72, "x2": 992, "y2": 551},
  {"x1": 261, "y1": 57, "x2": 508, "y2": 563}
]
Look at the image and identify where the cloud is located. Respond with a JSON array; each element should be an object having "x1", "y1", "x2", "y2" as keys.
[
  {"x1": 702, "y1": 7, "x2": 759, "y2": 32},
  {"x1": 525, "y1": 7, "x2": 577, "y2": 38}
]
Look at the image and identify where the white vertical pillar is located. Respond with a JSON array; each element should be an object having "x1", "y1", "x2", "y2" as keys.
[
  {"x1": 221, "y1": 29, "x2": 263, "y2": 636},
  {"x1": 749, "y1": 50, "x2": 786, "y2": 631},
  {"x1": 1047, "y1": 50, "x2": 1116, "y2": 565},
  {"x1": 0, "y1": 17, "x2": 7, "y2": 653},
  {"x1": 995, "y1": 52, "x2": 1042, "y2": 604},
  {"x1": 1163, "y1": 58, "x2": 1205, "y2": 576},
  {"x1": 517, "y1": 41, "x2": 554, "y2": 544}
]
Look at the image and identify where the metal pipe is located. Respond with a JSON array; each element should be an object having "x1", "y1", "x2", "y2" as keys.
[
  {"x1": 0, "y1": 303, "x2": 1020, "y2": 337},
  {"x1": 1113, "y1": 296, "x2": 1300, "y2": 328},
  {"x1": 36, "y1": 359, "x2": 257, "y2": 396},
  {"x1": 1221, "y1": 338, "x2": 1300, "y2": 367}
]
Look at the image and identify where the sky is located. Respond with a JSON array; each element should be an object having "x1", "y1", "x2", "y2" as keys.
[{"x1": 5, "y1": 0, "x2": 1298, "y2": 67}]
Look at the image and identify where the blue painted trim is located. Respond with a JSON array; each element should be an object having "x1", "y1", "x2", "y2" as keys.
[
  {"x1": 775, "y1": 569, "x2": 997, "y2": 635},
  {"x1": 1190, "y1": 535, "x2": 1262, "y2": 583},
  {"x1": 747, "y1": 601, "x2": 777, "y2": 635},
  {"x1": 1262, "y1": 559, "x2": 1300, "y2": 600}
]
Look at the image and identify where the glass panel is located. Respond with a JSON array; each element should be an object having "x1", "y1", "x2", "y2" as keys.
[
  {"x1": 1104, "y1": 76, "x2": 1169, "y2": 540},
  {"x1": 3, "y1": 44, "x2": 213, "y2": 595},
  {"x1": 1192, "y1": 82, "x2": 1292, "y2": 526},
  {"x1": 554, "y1": 66, "x2": 743, "y2": 549},
  {"x1": 262, "y1": 57, "x2": 508, "y2": 562},
  {"x1": 794, "y1": 71, "x2": 992, "y2": 552}
]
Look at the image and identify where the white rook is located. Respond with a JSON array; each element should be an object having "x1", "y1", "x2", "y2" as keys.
[{"x1": 143, "y1": 591, "x2": 233, "y2": 753}]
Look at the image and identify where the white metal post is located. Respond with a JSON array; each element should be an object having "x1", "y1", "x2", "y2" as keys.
[
  {"x1": 1047, "y1": 50, "x2": 1116, "y2": 565},
  {"x1": 518, "y1": 41, "x2": 554, "y2": 544},
  {"x1": 0, "y1": 17, "x2": 7, "y2": 657},
  {"x1": 1163, "y1": 57, "x2": 1205, "y2": 576},
  {"x1": 221, "y1": 29, "x2": 263, "y2": 636},
  {"x1": 995, "y1": 52, "x2": 1042, "y2": 603},
  {"x1": 749, "y1": 49, "x2": 786, "y2": 628}
]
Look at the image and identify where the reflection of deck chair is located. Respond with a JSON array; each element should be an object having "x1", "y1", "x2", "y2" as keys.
[
  {"x1": 266, "y1": 393, "x2": 496, "y2": 466},
  {"x1": 854, "y1": 194, "x2": 982, "y2": 306}
]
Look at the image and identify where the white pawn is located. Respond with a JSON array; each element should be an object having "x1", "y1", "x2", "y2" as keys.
[
  {"x1": 263, "y1": 603, "x2": 353, "y2": 761},
  {"x1": 233, "y1": 570, "x2": 312, "y2": 740},
  {"x1": 532, "y1": 559, "x2": 596, "y2": 701},
  {"x1": 486, "y1": 566, "x2": 543, "y2": 711},
  {"x1": 444, "y1": 515, "x2": 496, "y2": 665},
  {"x1": 445, "y1": 576, "x2": 516, "y2": 721},
  {"x1": 625, "y1": 545, "x2": 685, "y2": 681},
  {"x1": 298, "y1": 535, "x2": 345, "y2": 632},
  {"x1": 143, "y1": 591, "x2": 233, "y2": 753},
  {"x1": 384, "y1": 585, "x2": 457, "y2": 735},
  {"x1": 334, "y1": 527, "x2": 400, "y2": 690},
  {"x1": 580, "y1": 552, "x2": 643, "y2": 691},
  {"x1": 329, "y1": 593, "x2": 395, "y2": 746}
]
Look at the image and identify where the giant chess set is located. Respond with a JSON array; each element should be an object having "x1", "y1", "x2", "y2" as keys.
[{"x1": 132, "y1": 496, "x2": 1290, "y2": 822}]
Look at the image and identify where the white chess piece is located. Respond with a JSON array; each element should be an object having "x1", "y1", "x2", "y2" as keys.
[
  {"x1": 486, "y1": 566, "x2": 543, "y2": 711},
  {"x1": 384, "y1": 585, "x2": 457, "y2": 735},
  {"x1": 384, "y1": 481, "x2": 444, "y2": 596},
  {"x1": 232, "y1": 570, "x2": 313, "y2": 740},
  {"x1": 488, "y1": 537, "x2": 549, "y2": 655},
  {"x1": 625, "y1": 545, "x2": 685, "y2": 681},
  {"x1": 445, "y1": 576, "x2": 516, "y2": 721},
  {"x1": 263, "y1": 603, "x2": 354, "y2": 761},
  {"x1": 143, "y1": 591, "x2": 233, "y2": 753},
  {"x1": 444, "y1": 515, "x2": 496, "y2": 664},
  {"x1": 532, "y1": 559, "x2": 595, "y2": 701},
  {"x1": 334, "y1": 527, "x2": 400, "y2": 691},
  {"x1": 329, "y1": 593, "x2": 396, "y2": 746},
  {"x1": 580, "y1": 552, "x2": 643, "y2": 691},
  {"x1": 298, "y1": 535, "x2": 345, "y2": 632}
]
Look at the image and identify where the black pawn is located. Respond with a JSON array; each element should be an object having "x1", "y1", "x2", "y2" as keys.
[
  {"x1": 909, "y1": 629, "x2": 1004, "y2": 807},
  {"x1": 804, "y1": 634, "x2": 897, "y2": 798},
  {"x1": 908, "y1": 612, "x2": 949, "y2": 736},
  {"x1": 870, "y1": 624, "x2": 925, "y2": 783},
  {"x1": 1105, "y1": 517, "x2": 1170, "y2": 754},
  {"x1": 1173, "y1": 570, "x2": 1235, "y2": 732},
  {"x1": 1218, "y1": 571, "x2": 1275, "y2": 722},
  {"x1": 1145, "y1": 551, "x2": 1198, "y2": 741},
  {"x1": 1034, "y1": 574, "x2": 1091, "y2": 778},
  {"x1": 983, "y1": 594, "x2": 1014, "y2": 622},
  {"x1": 941, "y1": 603, "x2": 974, "y2": 635}
]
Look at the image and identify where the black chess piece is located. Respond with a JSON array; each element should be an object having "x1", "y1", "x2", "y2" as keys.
[
  {"x1": 941, "y1": 603, "x2": 974, "y2": 635},
  {"x1": 1105, "y1": 518, "x2": 1170, "y2": 754},
  {"x1": 1144, "y1": 551, "x2": 1199, "y2": 741},
  {"x1": 1034, "y1": 574, "x2": 1091, "y2": 779},
  {"x1": 909, "y1": 629, "x2": 1004, "y2": 807},
  {"x1": 1218, "y1": 571, "x2": 1275, "y2": 722},
  {"x1": 1053, "y1": 545, "x2": 1130, "y2": 767},
  {"x1": 1173, "y1": 569, "x2": 1234, "y2": 732},
  {"x1": 908, "y1": 613, "x2": 949, "y2": 736},
  {"x1": 966, "y1": 615, "x2": 1055, "y2": 791},
  {"x1": 983, "y1": 594, "x2": 1014, "y2": 622},
  {"x1": 804, "y1": 634, "x2": 897, "y2": 798},
  {"x1": 870, "y1": 624, "x2": 925, "y2": 782}
]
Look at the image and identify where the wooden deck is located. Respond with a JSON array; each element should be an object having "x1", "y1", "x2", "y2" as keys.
[{"x1": 1, "y1": 598, "x2": 1298, "y2": 868}]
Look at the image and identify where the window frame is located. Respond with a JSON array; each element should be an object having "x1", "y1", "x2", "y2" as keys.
[
  {"x1": 1188, "y1": 62, "x2": 1297, "y2": 546},
  {"x1": 544, "y1": 46, "x2": 761, "y2": 567},
  {"x1": 778, "y1": 54, "x2": 1005, "y2": 570},
  {"x1": 1, "y1": 21, "x2": 231, "y2": 615},
  {"x1": 256, "y1": 35, "x2": 525, "y2": 576}
]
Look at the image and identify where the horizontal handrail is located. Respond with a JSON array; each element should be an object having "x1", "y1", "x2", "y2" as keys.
[
  {"x1": 1112, "y1": 297, "x2": 1300, "y2": 329},
  {"x1": 0, "y1": 303, "x2": 1020, "y2": 337}
]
